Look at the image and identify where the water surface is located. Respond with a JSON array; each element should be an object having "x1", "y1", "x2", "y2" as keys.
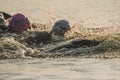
[
  {"x1": 0, "y1": 58, "x2": 120, "y2": 80},
  {"x1": 0, "y1": 0, "x2": 120, "y2": 27},
  {"x1": 0, "y1": 0, "x2": 120, "y2": 80}
]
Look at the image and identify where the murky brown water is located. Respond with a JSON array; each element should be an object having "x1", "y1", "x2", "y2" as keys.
[
  {"x1": 0, "y1": 0, "x2": 120, "y2": 28},
  {"x1": 0, "y1": 0, "x2": 120, "y2": 80},
  {"x1": 0, "y1": 58, "x2": 120, "y2": 80}
]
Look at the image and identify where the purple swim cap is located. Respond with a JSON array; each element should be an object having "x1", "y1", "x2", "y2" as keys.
[{"x1": 9, "y1": 13, "x2": 30, "y2": 32}]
